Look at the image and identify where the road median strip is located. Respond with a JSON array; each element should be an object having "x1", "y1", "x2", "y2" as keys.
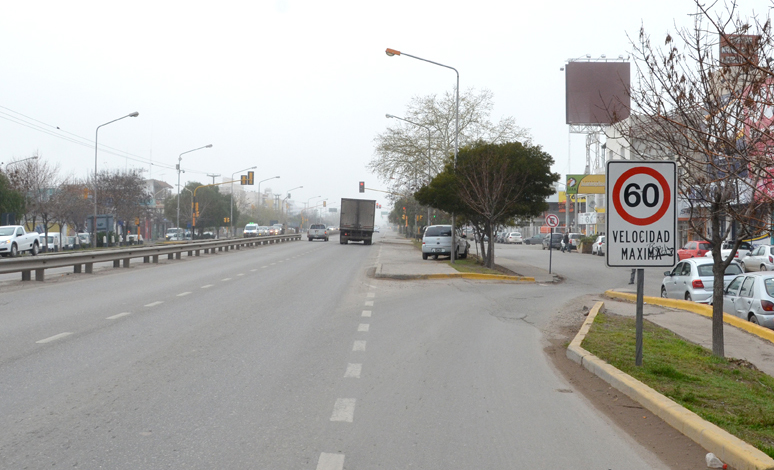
[{"x1": 568, "y1": 301, "x2": 774, "y2": 470}]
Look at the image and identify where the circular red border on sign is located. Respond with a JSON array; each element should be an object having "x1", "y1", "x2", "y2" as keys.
[
  {"x1": 545, "y1": 214, "x2": 559, "y2": 227},
  {"x1": 612, "y1": 167, "x2": 671, "y2": 226}
]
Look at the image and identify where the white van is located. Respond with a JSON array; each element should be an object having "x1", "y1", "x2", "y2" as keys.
[
  {"x1": 421, "y1": 225, "x2": 469, "y2": 260},
  {"x1": 40, "y1": 232, "x2": 61, "y2": 252}
]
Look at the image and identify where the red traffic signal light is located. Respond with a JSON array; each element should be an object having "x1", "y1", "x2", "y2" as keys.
[{"x1": 359, "y1": 181, "x2": 365, "y2": 193}]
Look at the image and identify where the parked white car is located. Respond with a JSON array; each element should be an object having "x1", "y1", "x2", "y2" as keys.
[
  {"x1": 740, "y1": 245, "x2": 774, "y2": 272},
  {"x1": 661, "y1": 258, "x2": 742, "y2": 304},
  {"x1": 505, "y1": 232, "x2": 523, "y2": 244},
  {"x1": 591, "y1": 235, "x2": 605, "y2": 256},
  {"x1": 704, "y1": 241, "x2": 754, "y2": 261}
]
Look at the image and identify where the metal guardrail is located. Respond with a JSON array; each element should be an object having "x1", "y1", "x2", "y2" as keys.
[{"x1": 0, "y1": 234, "x2": 301, "y2": 282}]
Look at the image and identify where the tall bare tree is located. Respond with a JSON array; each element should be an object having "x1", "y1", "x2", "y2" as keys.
[
  {"x1": 7, "y1": 154, "x2": 61, "y2": 249},
  {"x1": 619, "y1": 1, "x2": 774, "y2": 356}
]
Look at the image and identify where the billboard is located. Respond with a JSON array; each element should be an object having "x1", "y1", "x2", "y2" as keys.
[
  {"x1": 566, "y1": 174, "x2": 606, "y2": 195},
  {"x1": 565, "y1": 61, "x2": 631, "y2": 125}
]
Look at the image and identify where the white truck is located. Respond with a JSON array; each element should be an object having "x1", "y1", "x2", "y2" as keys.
[
  {"x1": 339, "y1": 198, "x2": 376, "y2": 245},
  {"x1": 307, "y1": 224, "x2": 329, "y2": 241},
  {"x1": 0, "y1": 225, "x2": 41, "y2": 257}
]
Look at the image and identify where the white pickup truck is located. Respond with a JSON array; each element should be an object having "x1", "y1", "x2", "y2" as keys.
[
  {"x1": 0, "y1": 225, "x2": 41, "y2": 257},
  {"x1": 307, "y1": 224, "x2": 329, "y2": 242}
]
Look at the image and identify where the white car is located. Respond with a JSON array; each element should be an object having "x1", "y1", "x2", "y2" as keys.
[
  {"x1": 505, "y1": 232, "x2": 523, "y2": 244},
  {"x1": 591, "y1": 235, "x2": 605, "y2": 256},
  {"x1": 740, "y1": 245, "x2": 774, "y2": 272},
  {"x1": 704, "y1": 241, "x2": 754, "y2": 261},
  {"x1": 661, "y1": 258, "x2": 742, "y2": 303}
]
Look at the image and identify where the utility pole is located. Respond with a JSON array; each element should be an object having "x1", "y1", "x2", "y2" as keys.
[{"x1": 207, "y1": 173, "x2": 221, "y2": 185}]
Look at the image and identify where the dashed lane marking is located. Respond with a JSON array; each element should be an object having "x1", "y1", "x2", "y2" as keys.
[
  {"x1": 365, "y1": 301, "x2": 374, "y2": 307},
  {"x1": 145, "y1": 301, "x2": 164, "y2": 307},
  {"x1": 367, "y1": 292, "x2": 375, "y2": 298},
  {"x1": 353, "y1": 340, "x2": 366, "y2": 351},
  {"x1": 177, "y1": 292, "x2": 192, "y2": 297},
  {"x1": 330, "y1": 398, "x2": 356, "y2": 422},
  {"x1": 222, "y1": 278, "x2": 232, "y2": 281},
  {"x1": 237, "y1": 273, "x2": 244, "y2": 276},
  {"x1": 201, "y1": 284, "x2": 214, "y2": 289},
  {"x1": 362, "y1": 310, "x2": 371, "y2": 317},
  {"x1": 250, "y1": 269, "x2": 257, "y2": 272},
  {"x1": 344, "y1": 363, "x2": 362, "y2": 378},
  {"x1": 36, "y1": 332, "x2": 73, "y2": 344},
  {"x1": 261, "y1": 266, "x2": 268, "y2": 269},
  {"x1": 358, "y1": 323, "x2": 370, "y2": 332},
  {"x1": 316, "y1": 453, "x2": 345, "y2": 470},
  {"x1": 106, "y1": 312, "x2": 131, "y2": 320}
]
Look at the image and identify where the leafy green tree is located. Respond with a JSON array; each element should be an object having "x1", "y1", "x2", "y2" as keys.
[
  {"x1": 416, "y1": 141, "x2": 558, "y2": 268},
  {"x1": 0, "y1": 171, "x2": 24, "y2": 223}
]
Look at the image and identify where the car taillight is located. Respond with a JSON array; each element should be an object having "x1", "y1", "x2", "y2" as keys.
[
  {"x1": 762, "y1": 300, "x2": 774, "y2": 312},
  {"x1": 734, "y1": 252, "x2": 739, "y2": 257},
  {"x1": 769, "y1": 255, "x2": 773, "y2": 263},
  {"x1": 692, "y1": 279, "x2": 705, "y2": 289}
]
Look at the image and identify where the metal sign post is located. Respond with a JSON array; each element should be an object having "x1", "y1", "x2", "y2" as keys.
[
  {"x1": 545, "y1": 214, "x2": 560, "y2": 274},
  {"x1": 606, "y1": 161, "x2": 676, "y2": 366}
]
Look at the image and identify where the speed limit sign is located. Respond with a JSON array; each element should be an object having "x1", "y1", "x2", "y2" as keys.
[{"x1": 606, "y1": 161, "x2": 676, "y2": 267}]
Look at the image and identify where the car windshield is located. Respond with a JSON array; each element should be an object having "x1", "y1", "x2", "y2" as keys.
[
  {"x1": 425, "y1": 226, "x2": 451, "y2": 237},
  {"x1": 697, "y1": 264, "x2": 742, "y2": 277},
  {"x1": 0, "y1": 227, "x2": 15, "y2": 236},
  {"x1": 246, "y1": 225, "x2": 257, "y2": 230},
  {"x1": 765, "y1": 278, "x2": 774, "y2": 297}
]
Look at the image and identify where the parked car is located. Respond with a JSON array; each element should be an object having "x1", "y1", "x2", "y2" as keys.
[
  {"x1": 677, "y1": 240, "x2": 712, "y2": 260},
  {"x1": 524, "y1": 234, "x2": 544, "y2": 245},
  {"x1": 0, "y1": 225, "x2": 40, "y2": 257},
  {"x1": 62, "y1": 236, "x2": 81, "y2": 250},
  {"x1": 661, "y1": 258, "x2": 742, "y2": 303},
  {"x1": 542, "y1": 233, "x2": 563, "y2": 250},
  {"x1": 77, "y1": 233, "x2": 91, "y2": 246},
  {"x1": 722, "y1": 272, "x2": 774, "y2": 328},
  {"x1": 740, "y1": 245, "x2": 774, "y2": 272},
  {"x1": 39, "y1": 232, "x2": 61, "y2": 252},
  {"x1": 591, "y1": 235, "x2": 605, "y2": 256},
  {"x1": 505, "y1": 232, "x2": 523, "y2": 244},
  {"x1": 421, "y1": 224, "x2": 469, "y2": 260},
  {"x1": 566, "y1": 233, "x2": 582, "y2": 251},
  {"x1": 704, "y1": 241, "x2": 754, "y2": 261}
]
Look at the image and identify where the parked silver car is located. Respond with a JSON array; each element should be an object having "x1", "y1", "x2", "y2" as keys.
[
  {"x1": 421, "y1": 225, "x2": 469, "y2": 260},
  {"x1": 723, "y1": 272, "x2": 774, "y2": 329},
  {"x1": 740, "y1": 245, "x2": 774, "y2": 272},
  {"x1": 661, "y1": 258, "x2": 742, "y2": 303}
]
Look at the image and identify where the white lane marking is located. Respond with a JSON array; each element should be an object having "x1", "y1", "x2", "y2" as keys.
[
  {"x1": 36, "y1": 332, "x2": 73, "y2": 344},
  {"x1": 278, "y1": 261, "x2": 284, "y2": 263},
  {"x1": 106, "y1": 312, "x2": 131, "y2": 320},
  {"x1": 364, "y1": 301, "x2": 374, "y2": 307},
  {"x1": 316, "y1": 453, "x2": 345, "y2": 470},
  {"x1": 145, "y1": 301, "x2": 163, "y2": 307},
  {"x1": 237, "y1": 273, "x2": 245, "y2": 276},
  {"x1": 367, "y1": 292, "x2": 375, "y2": 298},
  {"x1": 366, "y1": 283, "x2": 378, "y2": 289},
  {"x1": 201, "y1": 284, "x2": 214, "y2": 289},
  {"x1": 270, "y1": 263, "x2": 276, "y2": 265},
  {"x1": 362, "y1": 310, "x2": 371, "y2": 317},
  {"x1": 250, "y1": 269, "x2": 257, "y2": 272},
  {"x1": 358, "y1": 323, "x2": 370, "y2": 332},
  {"x1": 222, "y1": 278, "x2": 232, "y2": 281},
  {"x1": 344, "y1": 363, "x2": 362, "y2": 378},
  {"x1": 177, "y1": 292, "x2": 192, "y2": 297},
  {"x1": 353, "y1": 340, "x2": 366, "y2": 351},
  {"x1": 261, "y1": 266, "x2": 268, "y2": 269},
  {"x1": 330, "y1": 398, "x2": 356, "y2": 422},
  {"x1": 285, "y1": 258, "x2": 291, "y2": 261}
]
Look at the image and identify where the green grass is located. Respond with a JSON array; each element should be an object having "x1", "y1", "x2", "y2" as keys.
[
  {"x1": 583, "y1": 313, "x2": 774, "y2": 457},
  {"x1": 443, "y1": 257, "x2": 502, "y2": 275}
]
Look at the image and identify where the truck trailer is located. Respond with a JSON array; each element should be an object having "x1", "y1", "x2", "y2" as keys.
[{"x1": 339, "y1": 198, "x2": 376, "y2": 245}]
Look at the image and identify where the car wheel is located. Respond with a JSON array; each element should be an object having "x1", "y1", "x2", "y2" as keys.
[
  {"x1": 422, "y1": 253, "x2": 428, "y2": 260},
  {"x1": 325, "y1": 238, "x2": 329, "y2": 242},
  {"x1": 31, "y1": 243, "x2": 39, "y2": 256},
  {"x1": 10, "y1": 243, "x2": 18, "y2": 258},
  {"x1": 433, "y1": 255, "x2": 438, "y2": 260},
  {"x1": 661, "y1": 286, "x2": 668, "y2": 298},
  {"x1": 750, "y1": 314, "x2": 760, "y2": 325},
  {"x1": 685, "y1": 292, "x2": 692, "y2": 302},
  {"x1": 762, "y1": 265, "x2": 768, "y2": 273}
]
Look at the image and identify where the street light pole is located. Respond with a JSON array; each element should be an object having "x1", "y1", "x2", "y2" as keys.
[
  {"x1": 282, "y1": 185, "x2": 303, "y2": 226},
  {"x1": 386, "y1": 48, "x2": 459, "y2": 262},
  {"x1": 4, "y1": 155, "x2": 39, "y2": 173},
  {"x1": 93, "y1": 111, "x2": 139, "y2": 248},
  {"x1": 176, "y1": 144, "x2": 213, "y2": 232},
  {"x1": 257, "y1": 176, "x2": 280, "y2": 210},
  {"x1": 229, "y1": 165, "x2": 257, "y2": 237},
  {"x1": 386, "y1": 113, "x2": 433, "y2": 225}
]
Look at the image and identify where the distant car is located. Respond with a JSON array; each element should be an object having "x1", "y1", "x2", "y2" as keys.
[
  {"x1": 740, "y1": 245, "x2": 774, "y2": 272},
  {"x1": 677, "y1": 240, "x2": 712, "y2": 260},
  {"x1": 723, "y1": 272, "x2": 774, "y2": 328},
  {"x1": 542, "y1": 233, "x2": 563, "y2": 250},
  {"x1": 307, "y1": 224, "x2": 329, "y2": 241},
  {"x1": 257, "y1": 226, "x2": 270, "y2": 236},
  {"x1": 567, "y1": 233, "x2": 582, "y2": 251},
  {"x1": 272, "y1": 224, "x2": 285, "y2": 235},
  {"x1": 505, "y1": 232, "x2": 523, "y2": 244},
  {"x1": 374, "y1": 226, "x2": 380, "y2": 233},
  {"x1": 165, "y1": 228, "x2": 184, "y2": 241},
  {"x1": 77, "y1": 233, "x2": 91, "y2": 246},
  {"x1": 661, "y1": 258, "x2": 742, "y2": 303},
  {"x1": 523, "y1": 234, "x2": 544, "y2": 245},
  {"x1": 591, "y1": 235, "x2": 605, "y2": 256},
  {"x1": 704, "y1": 241, "x2": 754, "y2": 262},
  {"x1": 243, "y1": 223, "x2": 259, "y2": 238},
  {"x1": 63, "y1": 236, "x2": 80, "y2": 250}
]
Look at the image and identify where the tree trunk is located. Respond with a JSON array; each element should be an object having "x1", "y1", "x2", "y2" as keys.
[{"x1": 710, "y1": 203, "x2": 725, "y2": 358}]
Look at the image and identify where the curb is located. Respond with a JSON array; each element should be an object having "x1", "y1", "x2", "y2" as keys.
[
  {"x1": 604, "y1": 290, "x2": 774, "y2": 346},
  {"x1": 371, "y1": 271, "x2": 535, "y2": 282},
  {"x1": 568, "y1": 302, "x2": 774, "y2": 470}
]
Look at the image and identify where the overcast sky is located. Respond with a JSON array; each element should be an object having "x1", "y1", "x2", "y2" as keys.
[{"x1": 1, "y1": 0, "x2": 770, "y2": 211}]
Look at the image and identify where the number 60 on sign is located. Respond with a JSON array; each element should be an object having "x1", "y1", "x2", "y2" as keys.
[{"x1": 605, "y1": 161, "x2": 677, "y2": 267}]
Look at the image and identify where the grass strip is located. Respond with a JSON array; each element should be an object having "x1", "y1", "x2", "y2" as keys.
[{"x1": 582, "y1": 312, "x2": 774, "y2": 458}]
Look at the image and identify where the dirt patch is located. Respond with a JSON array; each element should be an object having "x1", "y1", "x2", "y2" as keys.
[{"x1": 542, "y1": 294, "x2": 711, "y2": 469}]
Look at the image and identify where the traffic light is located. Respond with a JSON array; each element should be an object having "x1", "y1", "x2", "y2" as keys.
[
  {"x1": 359, "y1": 181, "x2": 365, "y2": 193},
  {"x1": 247, "y1": 171, "x2": 254, "y2": 185},
  {"x1": 83, "y1": 188, "x2": 89, "y2": 199},
  {"x1": 241, "y1": 175, "x2": 248, "y2": 185},
  {"x1": 135, "y1": 217, "x2": 140, "y2": 226},
  {"x1": 224, "y1": 217, "x2": 230, "y2": 223},
  {"x1": 323, "y1": 200, "x2": 327, "y2": 207}
]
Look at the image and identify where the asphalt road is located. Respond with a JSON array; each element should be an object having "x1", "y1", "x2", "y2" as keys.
[{"x1": 1, "y1": 232, "x2": 670, "y2": 469}]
